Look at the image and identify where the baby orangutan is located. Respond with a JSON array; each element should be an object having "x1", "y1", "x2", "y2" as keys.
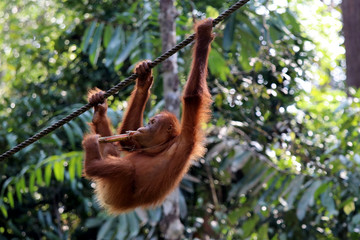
[{"x1": 82, "y1": 18, "x2": 214, "y2": 213}]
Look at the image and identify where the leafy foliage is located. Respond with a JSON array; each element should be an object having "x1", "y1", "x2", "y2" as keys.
[{"x1": 0, "y1": 0, "x2": 357, "y2": 239}]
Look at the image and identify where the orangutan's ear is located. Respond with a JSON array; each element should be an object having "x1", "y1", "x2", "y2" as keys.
[{"x1": 167, "y1": 125, "x2": 173, "y2": 133}]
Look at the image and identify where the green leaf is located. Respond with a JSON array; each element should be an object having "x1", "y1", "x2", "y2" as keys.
[
  {"x1": 321, "y1": 188, "x2": 338, "y2": 216},
  {"x1": 259, "y1": 175, "x2": 281, "y2": 203},
  {"x1": 147, "y1": 99, "x2": 165, "y2": 118},
  {"x1": 79, "y1": 111, "x2": 93, "y2": 127},
  {"x1": 37, "y1": 211, "x2": 46, "y2": 227},
  {"x1": 270, "y1": 175, "x2": 290, "y2": 202},
  {"x1": 147, "y1": 208, "x2": 161, "y2": 226},
  {"x1": 115, "y1": 214, "x2": 128, "y2": 240},
  {"x1": 258, "y1": 223, "x2": 269, "y2": 240},
  {"x1": 127, "y1": 212, "x2": 139, "y2": 238},
  {"x1": 269, "y1": 26, "x2": 281, "y2": 45},
  {"x1": 208, "y1": 48, "x2": 230, "y2": 81},
  {"x1": 239, "y1": 167, "x2": 268, "y2": 196},
  {"x1": 254, "y1": 61, "x2": 262, "y2": 72},
  {"x1": 296, "y1": 180, "x2": 322, "y2": 220},
  {"x1": 340, "y1": 197, "x2": 354, "y2": 209},
  {"x1": 344, "y1": 201, "x2": 355, "y2": 215},
  {"x1": 238, "y1": 14, "x2": 261, "y2": 38},
  {"x1": 76, "y1": 155, "x2": 83, "y2": 177},
  {"x1": 179, "y1": 191, "x2": 187, "y2": 219},
  {"x1": 352, "y1": 214, "x2": 360, "y2": 225},
  {"x1": 6, "y1": 133, "x2": 17, "y2": 148},
  {"x1": 103, "y1": 25, "x2": 114, "y2": 48},
  {"x1": 29, "y1": 172, "x2": 36, "y2": 194},
  {"x1": 239, "y1": 42, "x2": 252, "y2": 71},
  {"x1": 282, "y1": 9, "x2": 301, "y2": 34},
  {"x1": 53, "y1": 160, "x2": 65, "y2": 182},
  {"x1": 0, "y1": 204, "x2": 8, "y2": 218},
  {"x1": 206, "y1": 6, "x2": 219, "y2": 18},
  {"x1": 228, "y1": 163, "x2": 267, "y2": 199},
  {"x1": 285, "y1": 175, "x2": 305, "y2": 210},
  {"x1": 85, "y1": 218, "x2": 103, "y2": 228},
  {"x1": 69, "y1": 121, "x2": 83, "y2": 138},
  {"x1": 19, "y1": 176, "x2": 26, "y2": 190},
  {"x1": 1, "y1": 177, "x2": 13, "y2": 196},
  {"x1": 243, "y1": 215, "x2": 259, "y2": 237},
  {"x1": 63, "y1": 123, "x2": 75, "y2": 149},
  {"x1": 97, "y1": 217, "x2": 115, "y2": 240},
  {"x1": 45, "y1": 211, "x2": 56, "y2": 230},
  {"x1": 230, "y1": 150, "x2": 252, "y2": 172},
  {"x1": 8, "y1": 220, "x2": 22, "y2": 236},
  {"x1": 36, "y1": 168, "x2": 44, "y2": 185},
  {"x1": 19, "y1": 165, "x2": 30, "y2": 176},
  {"x1": 105, "y1": 26, "x2": 123, "y2": 67},
  {"x1": 45, "y1": 164, "x2": 52, "y2": 186},
  {"x1": 314, "y1": 181, "x2": 330, "y2": 200},
  {"x1": 143, "y1": 31, "x2": 152, "y2": 60},
  {"x1": 7, "y1": 191, "x2": 14, "y2": 208},
  {"x1": 81, "y1": 21, "x2": 97, "y2": 53},
  {"x1": 15, "y1": 180, "x2": 23, "y2": 204},
  {"x1": 228, "y1": 208, "x2": 244, "y2": 225},
  {"x1": 223, "y1": 13, "x2": 236, "y2": 51},
  {"x1": 69, "y1": 157, "x2": 76, "y2": 181},
  {"x1": 115, "y1": 31, "x2": 139, "y2": 66},
  {"x1": 89, "y1": 23, "x2": 104, "y2": 66},
  {"x1": 50, "y1": 134, "x2": 62, "y2": 148}
]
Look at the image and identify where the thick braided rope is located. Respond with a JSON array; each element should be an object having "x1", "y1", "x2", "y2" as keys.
[{"x1": 0, "y1": 0, "x2": 250, "y2": 161}]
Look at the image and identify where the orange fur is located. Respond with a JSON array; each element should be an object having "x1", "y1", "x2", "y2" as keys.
[{"x1": 82, "y1": 19, "x2": 214, "y2": 213}]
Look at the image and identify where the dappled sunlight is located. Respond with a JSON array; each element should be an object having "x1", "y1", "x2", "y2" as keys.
[{"x1": 1, "y1": 0, "x2": 360, "y2": 239}]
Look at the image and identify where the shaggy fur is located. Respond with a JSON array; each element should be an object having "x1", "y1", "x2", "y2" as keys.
[{"x1": 82, "y1": 19, "x2": 214, "y2": 213}]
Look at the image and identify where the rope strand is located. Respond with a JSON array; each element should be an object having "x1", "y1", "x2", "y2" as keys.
[{"x1": 0, "y1": 0, "x2": 250, "y2": 161}]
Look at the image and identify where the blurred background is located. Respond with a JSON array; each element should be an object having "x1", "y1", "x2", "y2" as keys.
[{"x1": 1, "y1": 0, "x2": 360, "y2": 239}]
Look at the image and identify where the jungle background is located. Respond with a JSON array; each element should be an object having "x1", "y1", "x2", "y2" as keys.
[{"x1": 1, "y1": 0, "x2": 360, "y2": 239}]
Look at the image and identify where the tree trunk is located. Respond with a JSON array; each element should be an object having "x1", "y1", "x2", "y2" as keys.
[
  {"x1": 159, "y1": 0, "x2": 180, "y2": 116},
  {"x1": 158, "y1": 1, "x2": 184, "y2": 240},
  {"x1": 342, "y1": 0, "x2": 360, "y2": 88}
]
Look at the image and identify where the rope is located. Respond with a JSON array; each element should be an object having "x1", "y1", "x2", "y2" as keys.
[{"x1": 0, "y1": 0, "x2": 250, "y2": 161}]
